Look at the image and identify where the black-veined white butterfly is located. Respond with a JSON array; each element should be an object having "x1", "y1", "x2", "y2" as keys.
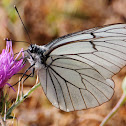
[{"x1": 25, "y1": 23, "x2": 126, "y2": 112}]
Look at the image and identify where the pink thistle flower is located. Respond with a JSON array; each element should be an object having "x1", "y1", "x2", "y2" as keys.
[{"x1": 0, "y1": 40, "x2": 25, "y2": 88}]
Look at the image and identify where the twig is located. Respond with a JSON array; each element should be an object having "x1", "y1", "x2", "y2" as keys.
[
  {"x1": 100, "y1": 93, "x2": 126, "y2": 126},
  {"x1": 6, "y1": 83, "x2": 41, "y2": 118},
  {"x1": 0, "y1": 114, "x2": 6, "y2": 126}
]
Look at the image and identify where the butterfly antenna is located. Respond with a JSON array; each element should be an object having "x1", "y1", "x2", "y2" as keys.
[
  {"x1": 14, "y1": 5, "x2": 32, "y2": 44},
  {"x1": 12, "y1": 40, "x2": 31, "y2": 45}
]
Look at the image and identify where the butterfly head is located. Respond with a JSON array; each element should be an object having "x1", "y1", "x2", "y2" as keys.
[
  {"x1": 27, "y1": 44, "x2": 47, "y2": 70},
  {"x1": 28, "y1": 44, "x2": 38, "y2": 53}
]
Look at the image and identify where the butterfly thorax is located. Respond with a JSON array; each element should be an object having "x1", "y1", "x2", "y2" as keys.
[{"x1": 27, "y1": 44, "x2": 47, "y2": 70}]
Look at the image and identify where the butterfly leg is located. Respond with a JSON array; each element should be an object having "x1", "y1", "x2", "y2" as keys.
[
  {"x1": 22, "y1": 67, "x2": 35, "y2": 83},
  {"x1": 11, "y1": 63, "x2": 35, "y2": 87}
]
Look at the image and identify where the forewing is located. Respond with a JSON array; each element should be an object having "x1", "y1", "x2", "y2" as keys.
[{"x1": 49, "y1": 24, "x2": 126, "y2": 79}]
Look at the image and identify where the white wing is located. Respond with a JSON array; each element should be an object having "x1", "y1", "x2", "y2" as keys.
[{"x1": 39, "y1": 24, "x2": 126, "y2": 112}]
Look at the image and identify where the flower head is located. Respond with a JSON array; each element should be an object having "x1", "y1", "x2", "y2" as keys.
[{"x1": 0, "y1": 40, "x2": 25, "y2": 88}]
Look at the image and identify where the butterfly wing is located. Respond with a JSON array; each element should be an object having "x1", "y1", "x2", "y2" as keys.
[
  {"x1": 39, "y1": 24, "x2": 126, "y2": 112},
  {"x1": 38, "y1": 56, "x2": 115, "y2": 112}
]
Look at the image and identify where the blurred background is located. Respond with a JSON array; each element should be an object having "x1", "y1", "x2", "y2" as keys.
[{"x1": 1, "y1": 0, "x2": 126, "y2": 125}]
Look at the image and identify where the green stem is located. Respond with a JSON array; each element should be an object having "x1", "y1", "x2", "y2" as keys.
[
  {"x1": 0, "y1": 113, "x2": 6, "y2": 126},
  {"x1": 100, "y1": 93, "x2": 126, "y2": 126},
  {"x1": 6, "y1": 83, "x2": 41, "y2": 118}
]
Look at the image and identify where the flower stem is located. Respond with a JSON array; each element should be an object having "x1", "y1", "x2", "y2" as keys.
[
  {"x1": 6, "y1": 83, "x2": 41, "y2": 118},
  {"x1": 100, "y1": 93, "x2": 126, "y2": 126},
  {"x1": 0, "y1": 114, "x2": 6, "y2": 126}
]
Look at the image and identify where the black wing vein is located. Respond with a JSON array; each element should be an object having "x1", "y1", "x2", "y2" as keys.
[
  {"x1": 48, "y1": 69, "x2": 59, "y2": 108},
  {"x1": 50, "y1": 69, "x2": 67, "y2": 111}
]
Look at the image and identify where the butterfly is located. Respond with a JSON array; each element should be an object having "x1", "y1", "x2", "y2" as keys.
[{"x1": 25, "y1": 23, "x2": 126, "y2": 112}]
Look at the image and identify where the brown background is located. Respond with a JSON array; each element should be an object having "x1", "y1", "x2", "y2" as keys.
[{"x1": 0, "y1": 0, "x2": 126, "y2": 125}]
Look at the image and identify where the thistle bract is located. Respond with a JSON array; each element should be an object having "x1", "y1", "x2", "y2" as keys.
[{"x1": 0, "y1": 40, "x2": 24, "y2": 88}]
